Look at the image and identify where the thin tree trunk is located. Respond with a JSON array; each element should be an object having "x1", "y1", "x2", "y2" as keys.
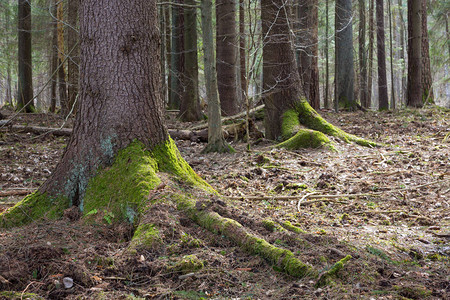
[
  {"x1": 179, "y1": 0, "x2": 202, "y2": 121},
  {"x1": 67, "y1": 0, "x2": 79, "y2": 116},
  {"x1": 421, "y1": 0, "x2": 433, "y2": 103},
  {"x1": 57, "y1": 0, "x2": 68, "y2": 114},
  {"x1": 368, "y1": 0, "x2": 375, "y2": 108},
  {"x1": 5, "y1": 5, "x2": 12, "y2": 105},
  {"x1": 239, "y1": 0, "x2": 246, "y2": 103},
  {"x1": 201, "y1": 0, "x2": 232, "y2": 153},
  {"x1": 159, "y1": 3, "x2": 167, "y2": 105},
  {"x1": 406, "y1": 0, "x2": 422, "y2": 107},
  {"x1": 335, "y1": 0, "x2": 355, "y2": 110},
  {"x1": 358, "y1": 0, "x2": 368, "y2": 108},
  {"x1": 216, "y1": 0, "x2": 239, "y2": 116},
  {"x1": 324, "y1": 0, "x2": 329, "y2": 109},
  {"x1": 388, "y1": 0, "x2": 396, "y2": 109},
  {"x1": 168, "y1": 0, "x2": 184, "y2": 109},
  {"x1": 165, "y1": 4, "x2": 171, "y2": 106},
  {"x1": 49, "y1": 0, "x2": 58, "y2": 113},
  {"x1": 17, "y1": 0, "x2": 34, "y2": 112},
  {"x1": 376, "y1": 0, "x2": 389, "y2": 110}
]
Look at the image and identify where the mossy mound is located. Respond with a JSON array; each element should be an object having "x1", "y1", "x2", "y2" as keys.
[{"x1": 171, "y1": 254, "x2": 205, "y2": 274}]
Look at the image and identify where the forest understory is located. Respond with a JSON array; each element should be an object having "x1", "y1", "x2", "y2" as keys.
[{"x1": 0, "y1": 106, "x2": 449, "y2": 299}]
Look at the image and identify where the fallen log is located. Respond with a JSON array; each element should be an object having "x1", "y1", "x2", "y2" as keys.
[{"x1": 0, "y1": 189, "x2": 34, "y2": 197}]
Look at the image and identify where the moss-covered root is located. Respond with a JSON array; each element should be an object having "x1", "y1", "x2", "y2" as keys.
[
  {"x1": 280, "y1": 221, "x2": 307, "y2": 234},
  {"x1": 276, "y1": 129, "x2": 335, "y2": 151},
  {"x1": 294, "y1": 100, "x2": 380, "y2": 147},
  {"x1": 315, "y1": 255, "x2": 352, "y2": 288},
  {"x1": 177, "y1": 196, "x2": 317, "y2": 278}
]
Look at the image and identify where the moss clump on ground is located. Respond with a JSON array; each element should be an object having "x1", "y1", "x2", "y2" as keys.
[
  {"x1": 0, "y1": 192, "x2": 68, "y2": 228},
  {"x1": 128, "y1": 223, "x2": 161, "y2": 251},
  {"x1": 262, "y1": 219, "x2": 277, "y2": 232},
  {"x1": 277, "y1": 129, "x2": 334, "y2": 151},
  {"x1": 171, "y1": 254, "x2": 204, "y2": 274}
]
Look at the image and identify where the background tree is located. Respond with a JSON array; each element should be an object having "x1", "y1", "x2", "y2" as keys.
[
  {"x1": 168, "y1": 0, "x2": 184, "y2": 110},
  {"x1": 179, "y1": 0, "x2": 202, "y2": 121},
  {"x1": 376, "y1": 0, "x2": 389, "y2": 110},
  {"x1": 216, "y1": 0, "x2": 239, "y2": 116},
  {"x1": 358, "y1": 0, "x2": 369, "y2": 108},
  {"x1": 368, "y1": 0, "x2": 375, "y2": 108},
  {"x1": 201, "y1": 0, "x2": 232, "y2": 153},
  {"x1": 66, "y1": 0, "x2": 79, "y2": 115},
  {"x1": 407, "y1": 0, "x2": 422, "y2": 107},
  {"x1": 421, "y1": 0, "x2": 433, "y2": 103},
  {"x1": 57, "y1": 0, "x2": 68, "y2": 115},
  {"x1": 296, "y1": 0, "x2": 320, "y2": 109},
  {"x1": 17, "y1": 0, "x2": 34, "y2": 112},
  {"x1": 335, "y1": 0, "x2": 355, "y2": 110}
]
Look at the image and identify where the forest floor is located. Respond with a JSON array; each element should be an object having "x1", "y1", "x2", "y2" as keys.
[{"x1": 0, "y1": 106, "x2": 449, "y2": 299}]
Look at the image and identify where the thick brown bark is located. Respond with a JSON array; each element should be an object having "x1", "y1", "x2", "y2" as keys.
[
  {"x1": 376, "y1": 0, "x2": 389, "y2": 110},
  {"x1": 39, "y1": 0, "x2": 168, "y2": 206},
  {"x1": 262, "y1": 0, "x2": 302, "y2": 140},
  {"x1": 216, "y1": 0, "x2": 239, "y2": 116},
  {"x1": 388, "y1": 0, "x2": 396, "y2": 109},
  {"x1": 324, "y1": 0, "x2": 329, "y2": 109},
  {"x1": 179, "y1": 0, "x2": 202, "y2": 121},
  {"x1": 296, "y1": 0, "x2": 320, "y2": 109},
  {"x1": 358, "y1": 0, "x2": 369, "y2": 108},
  {"x1": 5, "y1": 6, "x2": 12, "y2": 105},
  {"x1": 67, "y1": 0, "x2": 80, "y2": 116},
  {"x1": 407, "y1": 0, "x2": 422, "y2": 107},
  {"x1": 17, "y1": 0, "x2": 34, "y2": 112},
  {"x1": 335, "y1": 0, "x2": 355, "y2": 109},
  {"x1": 421, "y1": 0, "x2": 433, "y2": 103},
  {"x1": 398, "y1": 0, "x2": 406, "y2": 106}
]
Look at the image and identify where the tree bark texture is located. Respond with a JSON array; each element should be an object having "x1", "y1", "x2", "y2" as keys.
[
  {"x1": 17, "y1": 0, "x2": 34, "y2": 112},
  {"x1": 388, "y1": 0, "x2": 396, "y2": 109},
  {"x1": 335, "y1": 0, "x2": 355, "y2": 109},
  {"x1": 49, "y1": 1, "x2": 58, "y2": 113},
  {"x1": 358, "y1": 0, "x2": 369, "y2": 108},
  {"x1": 179, "y1": 0, "x2": 202, "y2": 121},
  {"x1": 407, "y1": 0, "x2": 422, "y2": 107},
  {"x1": 398, "y1": 0, "x2": 406, "y2": 106},
  {"x1": 39, "y1": 0, "x2": 168, "y2": 207},
  {"x1": 376, "y1": 0, "x2": 389, "y2": 110},
  {"x1": 216, "y1": 0, "x2": 239, "y2": 116},
  {"x1": 168, "y1": 0, "x2": 184, "y2": 109},
  {"x1": 5, "y1": 6, "x2": 12, "y2": 105},
  {"x1": 57, "y1": 0, "x2": 68, "y2": 114},
  {"x1": 239, "y1": 0, "x2": 247, "y2": 102},
  {"x1": 421, "y1": 0, "x2": 433, "y2": 103},
  {"x1": 324, "y1": 0, "x2": 329, "y2": 109},
  {"x1": 296, "y1": 0, "x2": 320, "y2": 109},
  {"x1": 262, "y1": 0, "x2": 302, "y2": 140},
  {"x1": 67, "y1": 0, "x2": 80, "y2": 116}
]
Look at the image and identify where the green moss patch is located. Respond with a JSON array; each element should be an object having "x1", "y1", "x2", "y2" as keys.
[
  {"x1": 171, "y1": 254, "x2": 204, "y2": 274},
  {"x1": 0, "y1": 192, "x2": 68, "y2": 228},
  {"x1": 277, "y1": 129, "x2": 334, "y2": 150},
  {"x1": 128, "y1": 223, "x2": 161, "y2": 251},
  {"x1": 0, "y1": 291, "x2": 44, "y2": 299}
]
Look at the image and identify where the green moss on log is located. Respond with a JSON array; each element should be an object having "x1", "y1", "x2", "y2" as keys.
[
  {"x1": 0, "y1": 192, "x2": 68, "y2": 228},
  {"x1": 0, "y1": 291, "x2": 44, "y2": 299},
  {"x1": 176, "y1": 195, "x2": 316, "y2": 278},
  {"x1": 281, "y1": 221, "x2": 307, "y2": 234}
]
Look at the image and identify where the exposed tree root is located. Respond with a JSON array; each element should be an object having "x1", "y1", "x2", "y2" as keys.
[
  {"x1": 277, "y1": 100, "x2": 379, "y2": 150},
  {"x1": 315, "y1": 255, "x2": 352, "y2": 287}
]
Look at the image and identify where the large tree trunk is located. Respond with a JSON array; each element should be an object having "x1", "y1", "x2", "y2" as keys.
[
  {"x1": 179, "y1": 0, "x2": 202, "y2": 121},
  {"x1": 216, "y1": 0, "x2": 239, "y2": 116},
  {"x1": 388, "y1": 0, "x2": 396, "y2": 109},
  {"x1": 376, "y1": 0, "x2": 389, "y2": 110},
  {"x1": 324, "y1": 0, "x2": 330, "y2": 109},
  {"x1": 201, "y1": 0, "x2": 232, "y2": 153},
  {"x1": 335, "y1": 0, "x2": 355, "y2": 110},
  {"x1": 57, "y1": 0, "x2": 68, "y2": 114},
  {"x1": 239, "y1": 0, "x2": 246, "y2": 103},
  {"x1": 398, "y1": 0, "x2": 406, "y2": 106},
  {"x1": 67, "y1": 0, "x2": 80, "y2": 116},
  {"x1": 358, "y1": 0, "x2": 369, "y2": 108},
  {"x1": 5, "y1": 5, "x2": 12, "y2": 106},
  {"x1": 49, "y1": 1, "x2": 58, "y2": 113},
  {"x1": 368, "y1": 0, "x2": 375, "y2": 108},
  {"x1": 406, "y1": 0, "x2": 422, "y2": 107},
  {"x1": 296, "y1": 0, "x2": 320, "y2": 109},
  {"x1": 38, "y1": 0, "x2": 169, "y2": 207},
  {"x1": 168, "y1": 0, "x2": 184, "y2": 110},
  {"x1": 421, "y1": 0, "x2": 433, "y2": 103},
  {"x1": 17, "y1": 0, "x2": 35, "y2": 112}
]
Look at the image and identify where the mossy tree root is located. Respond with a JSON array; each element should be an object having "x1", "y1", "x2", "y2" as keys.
[
  {"x1": 315, "y1": 255, "x2": 352, "y2": 287},
  {"x1": 201, "y1": 139, "x2": 235, "y2": 154},
  {"x1": 277, "y1": 99, "x2": 379, "y2": 150},
  {"x1": 176, "y1": 196, "x2": 317, "y2": 278}
]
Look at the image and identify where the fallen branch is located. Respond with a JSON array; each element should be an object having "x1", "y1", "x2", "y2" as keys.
[
  {"x1": 0, "y1": 189, "x2": 34, "y2": 197},
  {"x1": 227, "y1": 192, "x2": 384, "y2": 202}
]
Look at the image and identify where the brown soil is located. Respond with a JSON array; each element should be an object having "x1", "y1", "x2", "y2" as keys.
[{"x1": 0, "y1": 106, "x2": 449, "y2": 299}]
